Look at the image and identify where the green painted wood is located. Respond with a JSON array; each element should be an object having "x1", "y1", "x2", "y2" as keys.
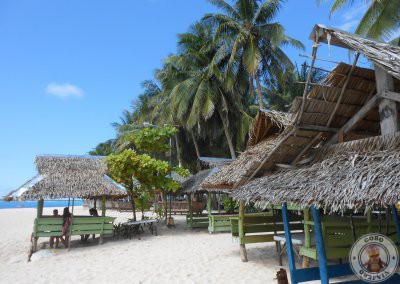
[
  {"x1": 300, "y1": 246, "x2": 317, "y2": 259},
  {"x1": 238, "y1": 201, "x2": 245, "y2": 240},
  {"x1": 209, "y1": 225, "x2": 231, "y2": 233},
  {"x1": 37, "y1": 224, "x2": 63, "y2": 231},
  {"x1": 241, "y1": 235, "x2": 275, "y2": 244},
  {"x1": 72, "y1": 217, "x2": 115, "y2": 224},
  {"x1": 36, "y1": 218, "x2": 64, "y2": 225},
  {"x1": 72, "y1": 224, "x2": 113, "y2": 231}
]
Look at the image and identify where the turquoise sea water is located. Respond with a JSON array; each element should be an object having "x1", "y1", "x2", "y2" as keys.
[{"x1": 0, "y1": 200, "x2": 83, "y2": 209}]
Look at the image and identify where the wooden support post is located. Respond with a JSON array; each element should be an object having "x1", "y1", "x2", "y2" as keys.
[
  {"x1": 37, "y1": 199, "x2": 44, "y2": 218},
  {"x1": 282, "y1": 203, "x2": 298, "y2": 284},
  {"x1": 375, "y1": 65, "x2": 398, "y2": 134},
  {"x1": 188, "y1": 193, "x2": 193, "y2": 227},
  {"x1": 238, "y1": 201, "x2": 248, "y2": 262},
  {"x1": 207, "y1": 192, "x2": 212, "y2": 215},
  {"x1": 100, "y1": 195, "x2": 106, "y2": 245},
  {"x1": 303, "y1": 209, "x2": 311, "y2": 268},
  {"x1": 311, "y1": 206, "x2": 329, "y2": 284},
  {"x1": 390, "y1": 204, "x2": 400, "y2": 241}
]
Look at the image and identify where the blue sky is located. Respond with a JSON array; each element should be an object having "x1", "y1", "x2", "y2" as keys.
[{"x1": 0, "y1": 0, "x2": 368, "y2": 196}]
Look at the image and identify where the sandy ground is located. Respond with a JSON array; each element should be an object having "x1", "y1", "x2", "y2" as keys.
[{"x1": 0, "y1": 206, "x2": 291, "y2": 284}]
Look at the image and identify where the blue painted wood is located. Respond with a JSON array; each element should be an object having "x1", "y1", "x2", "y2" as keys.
[
  {"x1": 390, "y1": 204, "x2": 400, "y2": 241},
  {"x1": 340, "y1": 273, "x2": 400, "y2": 284},
  {"x1": 311, "y1": 206, "x2": 329, "y2": 284},
  {"x1": 295, "y1": 264, "x2": 353, "y2": 282},
  {"x1": 282, "y1": 203, "x2": 298, "y2": 284}
]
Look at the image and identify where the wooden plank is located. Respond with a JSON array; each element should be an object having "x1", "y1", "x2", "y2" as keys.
[
  {"x1": 72, "y1": 224, "x2": 113, "y2": 231},
  {"x1": 380, "y1": 90, "x2": 400, "y2": 103},
  {"x1": 296, "y1": 124, "x2": 339, "y2": 133},
  {"x1": 241, "y1": 235, "x2": 275, "y2": 244},
  {"x1": 327, "y1": 94, "x2": 380, "y2": 144},
  {"x1": 36, "y1": 218, "x2": 63, "y2": 225},
  {"x1": 72, "y1": 217, "x2": 115, "y2": 224},
  {"x1": 375, "y1": 65, "x2": 398, "y2": 134},
  {"x1": 36, "y1": 225, "x2": 63, "y2": 231}
]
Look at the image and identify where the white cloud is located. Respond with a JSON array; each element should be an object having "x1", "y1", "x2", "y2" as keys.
[
  {"x1": 45, "y1": 82, "x2": 84, "y2": 99},
  {"x1": 338, "y1": 4, "x2": 368, "y2": 32}
]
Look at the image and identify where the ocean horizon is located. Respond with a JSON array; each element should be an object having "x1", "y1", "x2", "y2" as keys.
[{"x1": 0, "y1": 199, "x2": 83, "y2": 209}]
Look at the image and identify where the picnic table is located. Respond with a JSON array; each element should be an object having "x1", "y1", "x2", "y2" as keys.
[
  {"x1": 121, "y1": 219, "x2": 158, "y2": 239},
  {"x1": 274, "y1": 233, "x2": 304, "y2": 266}
]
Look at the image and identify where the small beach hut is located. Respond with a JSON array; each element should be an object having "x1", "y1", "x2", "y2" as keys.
[
  {"x1": 180, "y1": 169, "x2": 215, "y2": 228},
  {"x1": 232, "y1": 25, "x2": 400, "y2": 283},
  {"x1": 17, "y1": 155, "x2": 127, "y2": 259},
  {"x1": 201, "y1": 109, "x2": 304, "y2": 261}
]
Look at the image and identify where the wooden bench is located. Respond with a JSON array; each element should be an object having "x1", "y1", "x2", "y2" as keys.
[
  {"x1": 209, "y1": 214, "x2": 237, "y2": 233},
  {"x1": 300, "y1": 215, "x2": 398, "y2": 261},
  {"x1": 186, "y1": 213, "x2": 209, "y2": 228},
  {"x1": 32, "y1": 216, "x2": 116, "y2": 252}
]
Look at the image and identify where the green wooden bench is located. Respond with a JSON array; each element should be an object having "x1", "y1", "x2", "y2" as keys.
[
  {"x1": 32, "y1": 216, "x2": 116, "y2": 251},
  {"x1": 300, "y1": 214, "x2": 398, "y2": 261},
  {"x1": 186, "y1": 213, "x2": 209, "y2": 228},
  {"x1": 209, "y1": 214, "x2": 237, "y2": 233}
]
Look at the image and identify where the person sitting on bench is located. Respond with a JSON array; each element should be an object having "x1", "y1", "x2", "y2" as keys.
[
  {"x1": 49, "y1": 209, "x2": 61, "y2": 248},
  {"x1": 81, "y1": 208, "x2": 99, "y2": 242}
]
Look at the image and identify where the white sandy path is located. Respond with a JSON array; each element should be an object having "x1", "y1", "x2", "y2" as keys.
[{"x1": 0, "y1": 207, "x2": 289, "y2": 284}]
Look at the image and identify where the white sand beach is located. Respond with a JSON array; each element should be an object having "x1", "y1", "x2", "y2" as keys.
[{"x1": 0, "y1": 207, "x2": 287, "y2": 284}]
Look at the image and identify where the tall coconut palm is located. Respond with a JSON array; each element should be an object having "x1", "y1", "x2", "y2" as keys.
[
  {"x1": 157, "y1": 22, "x2": 252, "y2": 159},
  {"x1": 203, "y1": 0, "x2": 304, "y2": 109},
  {"x1": 326, "y1": 0, "x2": 400, "y2": 42}
]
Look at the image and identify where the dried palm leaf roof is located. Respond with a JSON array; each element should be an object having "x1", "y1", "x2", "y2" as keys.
[
  {"x1": 247, "y1": 109, "x2": 293, "y2": 147},
  {"x1": 18, "y1": 155, "x2": 127, "y2": 200},
  {"x1": 232, "y1": 132, "x2": 400, "y2": 212},
  {"x1": 201, "y1": 135, "x2": 280, "y2": 190},
  {"x1": 311, "y1": 24, "x2": 400, "y2": 80},
  {"x1": 180, "y1": 169, "x2": 215, "y2": 194}
]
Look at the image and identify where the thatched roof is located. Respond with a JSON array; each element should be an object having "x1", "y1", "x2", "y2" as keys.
[
  {"x1": 198, "y1": 157, "x2": 233, "y2": 168},
  {"x1": 231, "y1": 26, "x2": 400, "y2": 212},
  {"x1": 247, "y1": 109, "x2": 292, "y2": 147},
  {"x1": 180, "y1": 169, "x2": 216, "y2": 194},
  {"x1": 201, "y1": 135, "x2": 280, "y2": 190},
  {"x1": 232, "y1": 132, "x2": 400, "y2": 212},
  {"x1": 311, "y1": 24, "x2": 400, "y2": 80},
  {"x1": 18, "y1": 155, "x2": 127, "y2": 200}
]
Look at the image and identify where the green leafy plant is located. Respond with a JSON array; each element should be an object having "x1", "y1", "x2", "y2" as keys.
[{"x1": 223, "y1": 196, "x2": 238, "y2": 214}]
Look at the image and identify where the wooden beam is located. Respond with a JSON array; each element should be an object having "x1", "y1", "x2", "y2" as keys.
[
  {"x1": 375, "y1": 65, "x2": 398, "y2": 134},
  {"x1": 291, "y1": 133, "x2": 321, "y2": 165},
  {"x1": 326, "y1": 53, "x2": 360, "y2": 127},
  {"x1": 327, "y1": 94, "x2": 380, "y2": 144},
  {"x1": 379, "y1": 90, "x2": 400, "y2": 103},
  {"x1": 297, "y1": 124, "x2": 339, "y2": 133}
]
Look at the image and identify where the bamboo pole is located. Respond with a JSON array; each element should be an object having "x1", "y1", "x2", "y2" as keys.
[{"x1": 302, "y1": 209, "x2": 310, "y2": 268}]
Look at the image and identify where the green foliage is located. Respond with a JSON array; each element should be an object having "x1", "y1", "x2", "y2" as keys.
[
  {"x1": 132, "y1": 126, "x2": 177, "y2": 153},
  {"x1": 222, "y1": 196, "x2": 238, "y2": 214},
  {"x1": 106, "y1": 149, "x2": 189, "y2": 193},
  {"x1": 89, "y1": 139, "x2": 115, "y2": 156}
]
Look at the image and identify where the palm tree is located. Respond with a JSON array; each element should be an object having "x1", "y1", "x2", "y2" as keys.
[
  {"x1": 327, "y1": 0, "x2": 400, "y2": 43},
  {"x1": 203, "y1": 0, "x2": 304, "y2": 109},
  {"x1": 158, "y1": 22, "x2": 254, "y2": 159}
]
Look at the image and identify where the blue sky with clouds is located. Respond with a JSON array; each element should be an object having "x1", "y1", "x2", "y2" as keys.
[{"x1": 0, "y1": 0, "x2": 373, "y2": 196}]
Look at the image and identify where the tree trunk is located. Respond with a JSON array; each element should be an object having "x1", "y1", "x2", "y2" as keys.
[
  {"x1": 218, "y1": 108, "x2": 237, "y2": 159},
  {"x1": 249, "y1": 78, "x2": 257, "y2": 101},
  {"x1": 129, "y1": 190, "x2": 137, "y2": 221},
  {"x1": 174, "y1": 133, "x2": 183, "y2": 167},
  {"x1": 190, "y1": 131, "x2": 201, "y2": 159},
  {"x1": 255, "y1": 73, "x2": 264, "y2": 109}
]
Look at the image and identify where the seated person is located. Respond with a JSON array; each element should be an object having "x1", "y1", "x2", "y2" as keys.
[
  {"x1": 49, "y1": 209, "x2": 61, "y2": 248},
  {"x1": 81, "y1": 208, "x2": 99, "y2": 242}
]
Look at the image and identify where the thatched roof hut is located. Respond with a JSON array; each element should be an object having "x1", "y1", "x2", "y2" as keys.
[
  {"x1": 180, "y1": 169, "x2": 215, "y2": 194},
  {"x1": 201, "y1": 109, "x2": 292, "y2": 190},
  {"x1": 232, "y1": 132, "x2": 400, "y2": 213},
  {"x1": 232, "y1": 25, "x2": 400, "y2": 213},
  {"x1": 311, "y1": 24, "x2": 400, "y2": 80},
  {"x1": 16, "y1": 155, "x2": 127, "y2": 200}
]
